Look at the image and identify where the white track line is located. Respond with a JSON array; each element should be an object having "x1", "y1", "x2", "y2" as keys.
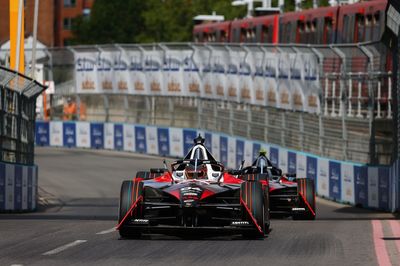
[
  {"x1": 96, "y1": 227, "x2": 116, "y2": 235},
  {"x1": 42, "y1": 240, "x2": 87, "y2": 256}
]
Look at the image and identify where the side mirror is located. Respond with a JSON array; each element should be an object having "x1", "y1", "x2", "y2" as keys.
[{"x1": 150, "y1": 168, "x2": 166, "y2": 174}]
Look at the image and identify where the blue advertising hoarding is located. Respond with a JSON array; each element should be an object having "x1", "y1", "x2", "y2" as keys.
[
  {"x1": 135, "y1": 126, "x2": 147, "y2": 153},
  {"x1": 157, "y1": 128, "x2": 170, "y2": 155},
  {"x1": 0, "y1": 163, "x2": 5, "y2": 210},
  {"x1": 329, "y1": 161, "x2": 341, "y2": 200},
  {"x1": 270, "y1": 147, "x2": 279, "y2": 168},
  {"x1": 236, "y1": 140, "x2": 244, "y2": 169},
  {"x1": 63, "y1": 122, "x2": 76, "y2": 147},
  {"x1": 114, "y1": 124, "x2": 124, "y2": 150},
  {"x1": 306, "y1": 156, "x2": 318, "y2": 187},
  {"x1": 252, "y1": 143, "x2": 261, "y2": 162},
  {"x1": 14, "y1": 165, "x2": 22, "y2": 211},
  {"x1": 90, "y1": 123, "x2": 104, "y2": 149},
  {"x1": 288, "y1": 151, "x2": 297, "y2": 174},
  {"x1": 354, "y1": 166, "x2": 368, "y2": 207},
  {"x1": 220, "y1": 136, "x2": 228, "y2": 166},
  {"x1": 183, "y1": 130, "x2": 197, "y2": 156},
  {"x1": 378, "y1": 167, "x2": 390, "y2": 210},
  {"x1": 35, "y1": 121, "x2": 49, "y2": 146},
  {"x1": 205, "y1": 132, "x2": 212, "y2": 152}
]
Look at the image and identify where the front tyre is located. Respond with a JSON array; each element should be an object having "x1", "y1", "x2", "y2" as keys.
[
  {"x1": 241, "y1": 181, "x2": 265, "y2": 239},
  {"x1": 118, "y1": 180, "x2": 143, "y2": 238},
  {"x1": 293, "y1": 178, "x2": 316, "y2": 220}
]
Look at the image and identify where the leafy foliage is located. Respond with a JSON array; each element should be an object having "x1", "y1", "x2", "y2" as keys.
[{"x1": 71, "y1": 0, "x2": 330, "y2": 45}]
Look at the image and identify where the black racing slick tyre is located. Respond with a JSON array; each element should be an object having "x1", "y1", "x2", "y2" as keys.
[
  {"x1": 293, "y1": 178, "x2": 316, "y2": 220},
  {"x1": 240, "y1": 181, "x2": 265, "y2": 239},
  {"x1": 118, "y1": 180, "x2": 144, "y2": 238}
]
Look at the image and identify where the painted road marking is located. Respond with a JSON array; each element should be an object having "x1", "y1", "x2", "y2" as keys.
[
  {"x1": 42, "y1": 240, "x2": 87, "y2": 256},
  {"x1": 372, "y1": 220, "x2": 392, "y2": 266},
  {"x1": 389, "y1": 220, "x2": 400, "y2": 254},
  {"x1": 96, "y1": 227, "x2": 116, "y2": 235}
]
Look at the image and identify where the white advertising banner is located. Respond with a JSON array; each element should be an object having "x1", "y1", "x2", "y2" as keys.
[
  {"x1": 226, "y1": 49, "x2": 242, "y2": 103},
  {"x1": 317, "y1": 158, "x2": 330, "y2": 197},
  {"x1": 211, "y1": 133, "x2": 220, "y2": 161},
  {"x1": 50, "y1": 121, "x2": 63, "y2": 146},
  {"x1": 246, "y1": 47, "x2": 266, "y2": 106},
  {"x1": 194, "y1": 45, "x2": 213, "y2": 99},
  {"x1": 74, "y1": 51, "x2": 100, "y2": 93},
  {"x1": 97, "y1": 51, "x2": 116, "y2": 94},
  {"x1": 227, "y1": 137, "x2": 236, "y2": 169},
  {"x1": 123, "y1": 124, "x2": 135, "y2": 152},
  {"x1": 244, "y1": 140, "x2": 253, "y2": 167},
  {"x1": 368, "y1": 167, "x2": 379, "y2": 208},
  {"x1": 164, "y1": 50, "x2": 185, "y2": 97},
  {"x1": 169, "y1": 128, "x2": 183, "y2": 157},
  {"x1": 296, "y1": 153, "x2": 307, "y2": 179},
  {"x1": 76, "y1": 122, "x2": 90, "y2": 148},
  {"x1": 114, "y1": 50, "x2": 131, "y2": 94},
  {"x1": 278, "y1": 148, "x2": 288, "y2": 174},
  {"x1": 341, "y1": 163, "x2": 355, "y2": 204},
  {"x1": 303, "y1": 53, "x2": 321, "y2": 114},
  {"x1": 277, "y1": 53, "x2": 291, "y2": 110},
  {"x1": 104, "y1": 123, "x2": 114, "y2": 150},
  {"x1": 145, "y1": 50, "x2": 164, "y2": 95},
  {"x1": 265, "y1": 54, "x2": 279, "y2": 108},
  {"x1": 126, "y1": 49, "x2": 148, "y2": 95},
  {"x1": 212, "y1": 50, "x2": 228, "y2": 100},
  {"x1": 182, "y1": 50, "x2": 202, "y2": 98},
  {"x1": 146, "y1": 126, "x2": 159, "y2": 155},
  {"x1": 239, "y1": 63, "x2": 254, "y2": 104}
]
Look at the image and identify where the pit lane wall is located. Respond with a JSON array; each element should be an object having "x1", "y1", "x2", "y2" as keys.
[
  {"x1": 35, "y1": 121, "x2": 400, "y2": 213},
  {"x1": 0, "y1": 162, "x2": 38, "y2": 212}
]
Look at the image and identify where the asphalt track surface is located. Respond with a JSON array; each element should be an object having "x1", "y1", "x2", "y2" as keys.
[{"x1": 1, "y1": 147, "x2": 399, "y2": 266}]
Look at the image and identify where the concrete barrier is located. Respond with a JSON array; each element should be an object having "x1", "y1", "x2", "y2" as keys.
[
  {"x1": 0, "y1": 161, "x2": 38, "y2": 212},
  {"x1": 35, "y1": 120, "x2": 399, "y2": 212}
]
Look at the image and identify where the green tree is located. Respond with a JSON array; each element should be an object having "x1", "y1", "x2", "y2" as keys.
[{"x1": 72, "y1": 0, "x2": 331, "y2": 45}]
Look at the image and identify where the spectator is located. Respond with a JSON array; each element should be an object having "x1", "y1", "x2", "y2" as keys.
[{"x1": 63, "y1": 97, "x2": 77, "y2": 120}]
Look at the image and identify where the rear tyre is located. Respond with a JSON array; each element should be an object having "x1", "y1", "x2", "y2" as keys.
[
  {"x1": 240, "y1": 181, "x2": 265, "y2": 239},
  {"x1": 118, "y1": 180, "x2": 144, "y2": 238},
  {"x1": 264, "y1": 186, "x2": 271, "y2": 233},
  {"x1": 293, "y1": 178, "x2": 316, "y2": 220}
]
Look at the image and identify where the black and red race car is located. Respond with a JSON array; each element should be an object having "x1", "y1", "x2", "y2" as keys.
[
  {"x1": 237, "y1": 151, "x2": 316, "y2": 220},
  {"x1": 117, "y1": 136, "x2": 270, "y2": 239}
]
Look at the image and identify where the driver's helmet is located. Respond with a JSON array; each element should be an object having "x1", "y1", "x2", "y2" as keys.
[{"x1": 184, "y1": 164, "x2": 208, "y2": 180}]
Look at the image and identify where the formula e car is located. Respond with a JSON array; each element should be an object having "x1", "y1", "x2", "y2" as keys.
[
  {"x1": 235, "y1": 151, "x2": 316, "y2": 220},
  {"x1": 117, "y1": 136, "x2": 270, "y2": 239}
]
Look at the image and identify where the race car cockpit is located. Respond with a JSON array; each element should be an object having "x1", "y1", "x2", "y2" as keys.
[
  {"x1": 171, "y1": 135, "x2": 224, "y2": 181},
  {"x1": 241, "y1": 150, "x2": 283, "y2": 180}
]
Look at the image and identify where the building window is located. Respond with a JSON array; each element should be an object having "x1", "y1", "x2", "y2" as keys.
[
  {"x1": 63, "y1": 18, "x2": 73, "y2": 30},
  {"x1": 64, "y1": 0, "x2": 76, "y2": 7},
  {"x1": 83, "y1": 8, "x2": 91, "y2": 18}
]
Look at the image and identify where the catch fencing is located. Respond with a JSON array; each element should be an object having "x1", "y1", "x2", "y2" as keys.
[
  {"x1": 0, "y1": 66, "x2": 45, "y2": 212},
  {"x1": 0, "y1": 43, "x2": 394, "y2": 164},
  {"x1": 24, "y1": 42, "x2": 392, "y2": 165}
]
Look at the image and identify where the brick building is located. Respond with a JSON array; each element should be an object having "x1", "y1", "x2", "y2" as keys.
[{"x1": 0, "y1": 0, "x2": 95, "y2": 47}]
